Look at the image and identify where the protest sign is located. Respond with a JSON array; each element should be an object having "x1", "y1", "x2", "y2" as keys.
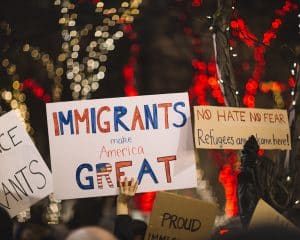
[
  {"x1": 0, "y1": 110, "x2": 53, "y2": 217},
  {"x1": 46, "y1": 92, "x2": 197, "y2": 200},
  {"x1": 249, "y1": 199, "x2": 298, "y2": 231},
  {"x1": 145, "y1": 191, "x2": 217, "y2": 240},
  {"x1": 194, "y1": 106, "x2": 291, "y2": 150}
]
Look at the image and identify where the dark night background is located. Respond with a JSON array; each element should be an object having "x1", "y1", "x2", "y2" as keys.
[{"x1": 0, "y1": 0, "x2": 299, "y2": 221}]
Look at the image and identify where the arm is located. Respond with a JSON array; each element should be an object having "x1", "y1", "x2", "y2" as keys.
[{"x1": 114, "y1": 177, "x2": 138, "y2": 240}]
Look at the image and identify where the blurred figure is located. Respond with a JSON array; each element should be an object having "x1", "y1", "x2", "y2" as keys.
[
  {"x1": 131, "y1": 219, "x2": 147, "y2": 240},
  {"x1": 114, "y1": 177, "x2": 147, "y2": 240},
  {"x1": 68, "y1": 198, "x2": 106, "y2": 229},
  {"x1": 16, "y1": 223, "x2": 56, "y2": 240},
  {"x1": 238, "y1": 135, "x2": 262, "y2": 227},
  {"x1": 66, "y1": 226, "x2": 116, "y2": 240},
  {"x1": 238, "y1": 135, "x2": 288, "y2": 226},
  {"x1": 0, "y1": 206, "x2": 13, "y2": 240},
  {"x1": 238, "y1": 135, "x2": 299, "y2": 228}
]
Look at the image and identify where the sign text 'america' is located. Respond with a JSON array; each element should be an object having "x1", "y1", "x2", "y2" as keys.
[{"x1": 46, "y1": 93, "x2": 197, "y2": 200}]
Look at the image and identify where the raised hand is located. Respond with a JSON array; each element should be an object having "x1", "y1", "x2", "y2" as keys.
[{"x1": 116, "y1": 177, "x2": 138, "y2": 215}]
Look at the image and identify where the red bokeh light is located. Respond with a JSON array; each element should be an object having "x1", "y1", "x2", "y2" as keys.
[{"x1": 22, "y1": 78, "x2": 51, "y2": 103}]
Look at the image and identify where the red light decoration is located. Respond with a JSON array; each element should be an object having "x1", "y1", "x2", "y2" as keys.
[
  {"x1": 231, "y1": 0, "x2": 298, "y2": 107},
  {"x1": 212, "y1": 150, "x2": 239, "y2": 217},
  {"x1": 288, "y1": 77, "x2": 296, "y2": 88},
  {"x1": 258, "y1": 149, "x2": 265, "y2": 156},
  {"x1": 189, "y1": 58, "x2": 225, "y2": 105},
  {"x1": 129, "y1": 0, "x2": 297, "y2": 218},
  {"x1": 122, "y1": 21, "x2": 156, "y2": 213},
  {"x1": 192, "y1": 0, "x2": 202, "y2": 7},
  {"x1": 22, "y1": 78, "x2": 51, "y2": 103},
  {"x1": 181, "y1": 0, "x2": 238, "y2": 217},
  {"x1": 219, "y1": 229, "x2": 230, "y2": 235},
  {"x1": 134, "y1": 192, "x2": 156, "y2": 213},
  {"x1": 189, "y1": 33, "x2": 224, "y2": 105},
  {"x1": 122, "y1": 25, "x2": 139, "y2": 97},
  {"x1": 219, "y1": 164, "x2": 239, "y2": 217}
]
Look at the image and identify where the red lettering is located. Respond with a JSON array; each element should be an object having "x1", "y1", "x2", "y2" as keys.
[
  {"x1": 74, "y1": 108, "x2": 90, "y2": 134},
  {"x1": 157, "y1": 155, "x2": 176, "y2": 183},
  {"x1": 158, "y1": 103, "x2": 172, "y2": 129},
  {"x1": 131, "y1": 106, "x2": 145, "y2": 130},
  {"x1": 97, "y1": 106, "x2": 111, "y2": 132},
  {"x1": 115, "y1": 161, "x2": 132, "y2": 186},
  {"x1": 53, "y1": 112, "x2": 60, "y2": 136}
]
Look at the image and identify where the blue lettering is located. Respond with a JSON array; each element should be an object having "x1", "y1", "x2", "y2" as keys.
[
  {"x1": 172, "y1": 101, "x2": 187, "y2": 128},
  {"x1": 58, "y1": 110, "x2": 74, "y2": 135},
  {"x1": 114, "y1": 106, "x2": 130, "y2": 131},
  {"x1": 76, "y1": 163, "x2": 94, "y2": 190},
  {"x1": 90, "y1": 108, "x2": 96, "y2": 133},
  {"x1": 137, "y1": 159, "x2": 159, "y2": 184},
  {"x1": 144, "y1": 104, "x2": 158, "y2": 129}
]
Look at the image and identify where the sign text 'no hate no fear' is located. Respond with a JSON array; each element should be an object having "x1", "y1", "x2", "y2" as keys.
[{"x1": 194, "y1": 106, "x2": 291, "y2": 150}]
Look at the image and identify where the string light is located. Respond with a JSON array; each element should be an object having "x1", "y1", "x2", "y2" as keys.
[
  {"x1": 122, "y1": 26, "x2": 139, "y2": 96},
  {"x1": 287, "y1": 59, "x2": 298, "y2": 109},
  {"x1": 0, "y1": 69, "x2": 33, "y2": 223},
  {"x1": 54, "y1": 0, "x2": 142, "y2": 100},
  {"x1": 260, "y1": 81, "x2": 285, "y2": 108},
  {"x1": 0, "y1": 21, "x2": 34, "y2": 222},
  {"x1": 22, "y1": 44, "x2": 62, "y2": 101},
  {"x1": 298, "y1": 13, "x2": 300, "y2": 34},
  {"x1": 0, "y1": 60, "x2": 34, "y2": 136},
  {"x1": 230, "y1": 0, "x2": 298, "y2": 107},
  {"x1": 174, "y1": 0, "x2": 225, "y2": 216}
]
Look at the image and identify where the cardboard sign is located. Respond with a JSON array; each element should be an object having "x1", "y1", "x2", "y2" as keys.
[
  {"x1": 0, "y1": 110, "x2": 53, "y2": 217},
  {"x1": 46, "y1": 92, "x2": 197, "y2": 200},
  {"x1": 145, "y1": 192, "x2": 217, "y2": 240},
  {"x1": 194, "y1": 106, "x2": 291, "y2": 150},
  {"x1": 249, "y1": 199, "x2": 298, "y2": 231}
]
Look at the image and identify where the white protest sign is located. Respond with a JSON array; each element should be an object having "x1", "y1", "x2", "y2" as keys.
[
  {"x1": 194, "y1": 106, "x2": 291, "y2": 150},
  {"x1": 46, "y1": 92, "x2": 196, "y2": 200},
  {"x1": 0, "y1": 110, "x2": 53, "y2": 217}
]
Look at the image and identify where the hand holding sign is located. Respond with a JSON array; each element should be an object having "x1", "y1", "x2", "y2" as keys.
[
  {"x1": 46, "y1": 93, "x2": 196, "y2": 200},
  {"x1": 117, "y1": 177, "x2": 138, "y2": 215}
]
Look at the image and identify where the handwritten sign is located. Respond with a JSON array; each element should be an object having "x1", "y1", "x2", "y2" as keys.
[
  {"x1": 145, "y1": 191, "x2": 217, "y2": 240},
  {"x1": 194, "y1": 106, "x2": 291, "y2": 150},
  {"x1": 46, "y1": 93, "x2": 197, "y2": 200},
  {"x1": 249, "y1": 199, "x2": 298, "y2": 231},
  {"x1": 0, "y1": 110, "x2": 53, "y2": 217}
]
